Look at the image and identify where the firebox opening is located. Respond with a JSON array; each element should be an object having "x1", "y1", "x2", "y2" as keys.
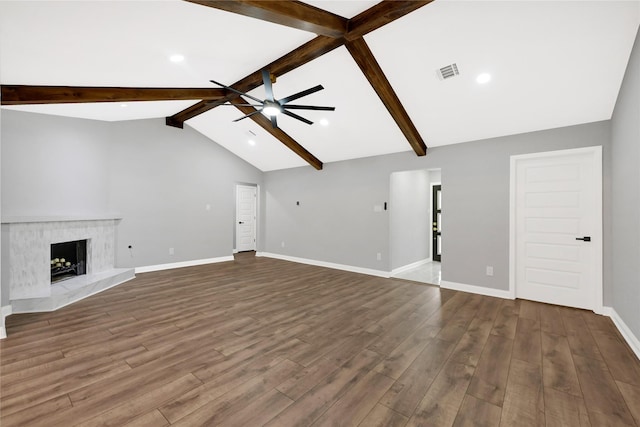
[{"x1": 51, "y1": 240, "x2": 87, "y2": 284}]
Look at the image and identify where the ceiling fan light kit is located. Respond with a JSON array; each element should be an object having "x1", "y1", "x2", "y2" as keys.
[{"x1": 262, "y1": 102, "x2": 281, "y2": 117}]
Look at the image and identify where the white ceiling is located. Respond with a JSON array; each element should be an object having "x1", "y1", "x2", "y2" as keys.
[{"x1": 1, "y1": 1, "x2": 639, "y2": 171}]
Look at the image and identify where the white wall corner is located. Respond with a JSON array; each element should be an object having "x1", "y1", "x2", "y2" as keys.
[
  {"x1": 135, "y1": 256, "x2": 234, "y2": 274},
  {"x1": 1, "y1": 305, "x2": 13, "y2": 339},
  {"x1": 440, "y1": 280, "x2": 515, "y2": 300},
  {"x1": 602, "y1": 306, "x2": 640, "y2": 361},
  {"x1": 257, "y1": 252, "x2": 390, "y2": 278}
]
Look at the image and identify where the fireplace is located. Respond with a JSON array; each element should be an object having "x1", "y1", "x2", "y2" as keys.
[{"x1": 51, "y1": 239, "x2": 87, "y2": 284}]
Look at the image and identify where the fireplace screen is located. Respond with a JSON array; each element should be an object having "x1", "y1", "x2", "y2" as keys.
[{"x1": 51, "y1": 240, "x2": 87, "y2": 284}]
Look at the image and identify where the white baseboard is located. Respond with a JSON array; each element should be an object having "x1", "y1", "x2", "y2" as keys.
[
  {"x1": 601, "y1": 306, "x2": 640, "y2": 361},
  {"x1": 256, "y1": 252, "x2": 390, "y2": 278},
  {"x1": 440, "y1": 280, "x2": 515, "y2": 300},
  {"x1": 1, "y1": 305, "x2": 13, "y2": 339},
  {"x1": 135, "y1": 256, "x2": 234, "y2": 274},
  {"x1": 391, "y1": 258, "x2": 432, "y2": 276}
]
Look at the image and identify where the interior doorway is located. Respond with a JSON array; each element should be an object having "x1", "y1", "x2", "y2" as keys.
[
  {"x1": 389, "y1": 169, "x2": 441, "y2": 285},
  {"x1": 235, "y1": 184, "x2": 257, "y2": 252}
]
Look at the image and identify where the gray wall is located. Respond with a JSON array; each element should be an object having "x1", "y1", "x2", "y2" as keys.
[
  {"x1": 0, "y1": 111, "x2": 263, "y2": 271},
  {"x1": 611, "y1": 27, "x2": 640, "y2": 340},
  {"x1": 389, "y1": 169, "x2": 432, "y2": 270},
  {"x1": 1, "y1": 110, "x2": 111, "y2": 217},
  {"x1": 108, "y1": 119, "x2": 263, "y2": 268},
  {"x1": 264, "y1": 121, "x2": 611, "y2": 296}
]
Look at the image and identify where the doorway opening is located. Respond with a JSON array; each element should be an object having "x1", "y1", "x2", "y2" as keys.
[{"x1": 389, "y1": 168, "x2": 441, "y2": 285}]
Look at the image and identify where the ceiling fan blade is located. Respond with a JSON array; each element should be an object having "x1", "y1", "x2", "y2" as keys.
[
  {"x1": 262, "y1": 70, "x2": 275, "y2": 102},
  {"x1": 283, "y1": 105, "x2": 335, "y2": 111},
  {"x1": 270, "y1": 115, "x2": 278, "y2": 128},
  {"x1": 282, "y1": 109, "x2": 313, "y2": 125},
  {"x1": 232, "y1": 109, "x2": 263, "y2": 122},
  {"x1": 210, "y1": 79, "x2": 263, "y2": 104},
  {"x1": 278, "y1": 85, "x2": 324, "y2": 105}
]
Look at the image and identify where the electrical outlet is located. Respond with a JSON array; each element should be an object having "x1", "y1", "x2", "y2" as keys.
[
  {"x1": 486, "y1": 266, "x2": 493, "y2": 276},
  {"x1": 377, "y1": 252, "x2": 382, "y2": 261},
  {"x1": 205, "y1": 204, "x2": 211, "y2": 211},
  {"x1": 281, "y1": 241, "x2": 285, "y2": 248},
  {"x1": 169, "y1": 247, "x2": 175, "y2": 255}
]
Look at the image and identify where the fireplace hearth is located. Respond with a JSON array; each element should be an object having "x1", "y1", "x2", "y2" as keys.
[{"x1": 51, "y1": 240, "x2": 87, "y2": 284}]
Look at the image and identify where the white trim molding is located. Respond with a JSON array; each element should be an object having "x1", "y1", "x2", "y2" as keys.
[
  {"x1": 601, "y1": 307, "x2": 640, "y2": 361},
  {"x1": 1, "y1": 305, "x2": 14, "y2": 339},
  {"x1": 440, "y1": 280, "x2": 515, "y2": 300},
  {"x1": 256, "y1": 252, "x2": 390, "y2": 278},
  {"x1": 391, "y1": 258, "x2": 431, "y2": 276},
  {"x1": 135, "y1": 256, "x2": 234, "y2": 274}
]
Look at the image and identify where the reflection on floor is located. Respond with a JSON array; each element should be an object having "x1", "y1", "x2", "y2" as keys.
[{"x1": 392, "y1": 261, "x2": 441, "y2": 286}]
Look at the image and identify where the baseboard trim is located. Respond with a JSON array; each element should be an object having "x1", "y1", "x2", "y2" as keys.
[
  {"x1": 440, "y1": 280, "x2": 515, "y2": 300},
  {"x1": 601, "y1": 306, "x2": 640, "y2": 361},
  {"x1": 391, "y1": 258, "x2": 432, "y2": 276},
  {"x1": 0, "y1": 305, "x2": 13, "y2": 339},
  {"x1": 256, "y1": 252, "x2": 390, "y2": 278},
  {"x1": 135, "y1": 256, "x2": 234, "y2": 274}
]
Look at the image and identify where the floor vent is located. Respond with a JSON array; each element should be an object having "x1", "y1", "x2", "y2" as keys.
[{"x1": 437, "y1": 63, "x2": 459, "y2": 80}]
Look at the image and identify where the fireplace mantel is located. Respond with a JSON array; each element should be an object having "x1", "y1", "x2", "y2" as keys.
[{"x1": 1, "y1": 214, "x2": 122, "y2": 224}]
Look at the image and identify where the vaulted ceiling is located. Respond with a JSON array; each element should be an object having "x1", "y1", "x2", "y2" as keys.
[{"x1": 1, "y1": 1, "x2": 638, "y2": 171}]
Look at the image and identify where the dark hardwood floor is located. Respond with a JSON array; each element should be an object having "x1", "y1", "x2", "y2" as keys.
[{"x1": 1, "y1": 253, "x2": 639, "y2": 426}]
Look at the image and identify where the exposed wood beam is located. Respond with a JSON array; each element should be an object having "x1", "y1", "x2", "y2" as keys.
[
  {"x1": 345, "y1": 37, "x2": 427, "y2": 156},
  {"x1": 345, "y1": 0, "x2": 434, "y2": 41},
  {"x1": 168, "y1": 0, "x2": 432, "y2": 163},
  {"x1": 167, "y1": 35, "x2": 343, "y2": 127},
  {"x1": 185, "y1": 0, "x2": 348, "y2": 38},
  {"x1": 230, "y1": 97, "x2": 323, "y2": 170},
  {"x1": 0, "y1": 85, "x2": 226, "y2": 105}
]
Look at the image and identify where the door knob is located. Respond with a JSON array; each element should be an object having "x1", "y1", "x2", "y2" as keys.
[
  {"x1": 575, "y1": 236, "x2": 591, "y2": 242},
  {"x1": 238, "y1": 221, "x2": 244, "y2": 224}
]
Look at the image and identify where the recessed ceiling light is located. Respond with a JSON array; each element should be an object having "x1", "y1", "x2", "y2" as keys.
[
  {"x1": 248, "y1": 139, "x2": 256, "y2": 146},
  {"x1": 476, "y1": 73, "x2": 491, "y2": 84},
  {"x1": 120, "y1": 103, "x2": 128, "y2": 108},
  {"x1": 169, "y1": 54, "x2": 184, "y2": 63},
  {"x1": 320, "y1": 119, "x2": 329, "y2": 126}
]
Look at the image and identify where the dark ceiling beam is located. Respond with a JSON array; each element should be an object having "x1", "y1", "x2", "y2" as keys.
[
  {"x1": 1, "y1": 85, "x2": 227, "y2": 105},
  {"x1": 345, "y1": 0, "x2": 433, "y2": 41},
  {"x1": 229, "y1": 97, "x2": 323, "y2": 170},
  {"x1": 185, "y1": 0, "x2": 348, "y2": 38},
  {"x1": 168, "y1": 0, "x2": 433, "y2": 164},
  {"x1": 345, "y1": 37, "x2": 427, "y2": 156},
  {"x1": 167, "y1": 35, "x2": 343, "y2": 127},
  {"x1": 168, "y1": 0, "x2": 433, "y2": 127}
]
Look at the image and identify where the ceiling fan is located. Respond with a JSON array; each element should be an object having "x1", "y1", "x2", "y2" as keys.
[{"x1": 210, "y1": 70, "x2": 335, "y2": 128}]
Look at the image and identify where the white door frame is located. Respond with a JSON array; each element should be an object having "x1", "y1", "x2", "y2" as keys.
[
  {"x1": 235, "y1": 184, "x2": 258, "y2": 252},
  {"x1": 509, "y1": 146, "x2": 603, "y2": 314}
]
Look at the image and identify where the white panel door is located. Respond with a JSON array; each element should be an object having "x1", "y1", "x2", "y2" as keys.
[
  {"x1": 513, "y1": 147, "x2": 601, "y2": 310},
  {"x1": 236, "y1": 185, "x2": 257, "y2": 252}
]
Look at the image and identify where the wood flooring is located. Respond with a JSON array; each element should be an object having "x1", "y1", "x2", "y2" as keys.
[{"x1": 1, "y1": 253, "x2": 639, "y2": 426}]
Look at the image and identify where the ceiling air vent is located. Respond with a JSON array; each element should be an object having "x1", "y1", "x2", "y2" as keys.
[{"x1": 437, "y1": 63, "x2": 459, "y2": 80}]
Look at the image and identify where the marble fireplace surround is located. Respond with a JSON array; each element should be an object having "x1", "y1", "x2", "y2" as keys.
[{"x1": 1, "y1": 216, "x2": 135, "y2": 315}]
